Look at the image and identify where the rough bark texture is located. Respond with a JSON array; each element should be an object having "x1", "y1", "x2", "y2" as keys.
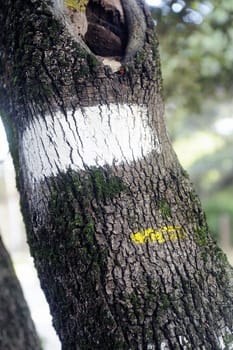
[
  {"x1": 0, "y1": 0, "x2": 233, "y2": 349},
  {"x1": 0, "y1": 236, "x2": 42, "y2": 350}
]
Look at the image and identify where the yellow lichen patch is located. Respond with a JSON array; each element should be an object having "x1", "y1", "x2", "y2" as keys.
[
  {"x1": 64, "y1": 0, "x2": 88, "y2": 11},
  {"x1": 131, "y1": 226, "x2": 187, "y2": 245}
]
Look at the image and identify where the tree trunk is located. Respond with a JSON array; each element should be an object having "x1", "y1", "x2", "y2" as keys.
[
  {"x1": 0, "y1": 0, "x2": 233, "y2": 349},
  {"x1": 0, "y1": 235, "x2": 42, "y2": 349}
]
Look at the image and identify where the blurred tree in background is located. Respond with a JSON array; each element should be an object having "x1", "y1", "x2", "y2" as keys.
[{"x1": 149, "y1": 0, "x2": 233, "y2": 243}]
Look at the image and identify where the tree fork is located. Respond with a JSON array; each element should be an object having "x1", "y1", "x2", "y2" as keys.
[{"x1": 0, "y1": 0, "x2": 233, "y2": 349}]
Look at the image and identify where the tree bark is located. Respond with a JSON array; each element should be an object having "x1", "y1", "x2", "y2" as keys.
[
  {"x1": 0, "y1": 235, "x2": 42, "y2": 350},
  {"x1": 0, "y1": 0, "x2": 233, "y2": 349}
]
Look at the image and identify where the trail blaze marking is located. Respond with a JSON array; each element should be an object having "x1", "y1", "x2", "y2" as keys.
[
  {"x1": 131, "y1": 226, "x2": 186, "y2": 245},
  {"x1": 22, "y1": 104, "x2": 160, "y2": 184},
  {"x1": 64, "y1": 0, "x2": 88, "y2": 11}
]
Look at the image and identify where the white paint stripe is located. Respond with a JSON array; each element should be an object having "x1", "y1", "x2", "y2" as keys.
[{"x1": 21, "y1": 104, "x2": 161, "y2": 182}]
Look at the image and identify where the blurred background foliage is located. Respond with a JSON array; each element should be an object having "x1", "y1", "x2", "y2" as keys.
[{"x1": 148, "y1": 0, "x2": 233, "y2": 243}]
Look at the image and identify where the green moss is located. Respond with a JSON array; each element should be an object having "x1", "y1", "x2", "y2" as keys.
[
  {"x1": 181, "y1": 167, "x2": 190, "y2": 180},
  {"x1": 83, "y1": 218, "x2": 95, "y2": 244},
  {"x1": 190, "y1": 190, "x2": 197, "y2": 202},
  {"x1": 135, "y1": 51, "x2": 146, "y2": 64},
  {"x1": 145, "y1": 329, "x2": 153, "y2": 342},
  {"x1": 151, "y1": 32, "x2": 159, "y2": 60},
  {"x1": 46, "y1": 174, "x2": 109, "y2": 266},
  {"x1": 189, "y1": 189, "x2": 202, "y2": 206},
  {"x1": 87, "y1": 53, "x2": 99, "y2": 69},
  {"x1": 78, "y1": 64, "x2": 90, "y2": 77},
  {"x1": 55, "y1": 167, "x2": 127, "y2": 204},
  {"x1": 213, "y1": 245, "x2": 228, "y2": 265},
  {"x1": 72, "y1": 53, "x2": 99, "y2": 80},
  {"x1": 195, "y1": 225, "x2": 208, "y2": 247},
  {"x1": 159, "y1": 200, "x2": 171, "y2": 219},
  {"x1": 44, "y1": 167, "x2": 126, "y2": 278},
  {"x1": 160, "y1": 294, "x2": 170, "y2": 310},
  {"x1": 201, "y1": 251, "x2": 208, "y2": 263},
  {"x1": 90, "y1": 167, "x2": 127, "y2": 201},
  {"x1": 73, "y1": 213, "x2": 83, "y2": 227},
  {"x1": 44, "y1": 248, "x2": 60, "y2": 262},
  {"x1": 128, "y1": 292, "x2": 141, "y2": 309}
]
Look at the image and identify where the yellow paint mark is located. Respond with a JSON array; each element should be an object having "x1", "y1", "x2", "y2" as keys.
[
  {"x1": 131, "y1": 226, "x2": 187, "y2": 245},
  {"x1": 64, "y1": 0, "x2": 88, "y2": 11}
]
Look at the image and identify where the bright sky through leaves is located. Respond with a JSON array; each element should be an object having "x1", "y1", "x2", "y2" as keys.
[{"x1": 146, "y1": 0, "x2": 163, "y2": 6}]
